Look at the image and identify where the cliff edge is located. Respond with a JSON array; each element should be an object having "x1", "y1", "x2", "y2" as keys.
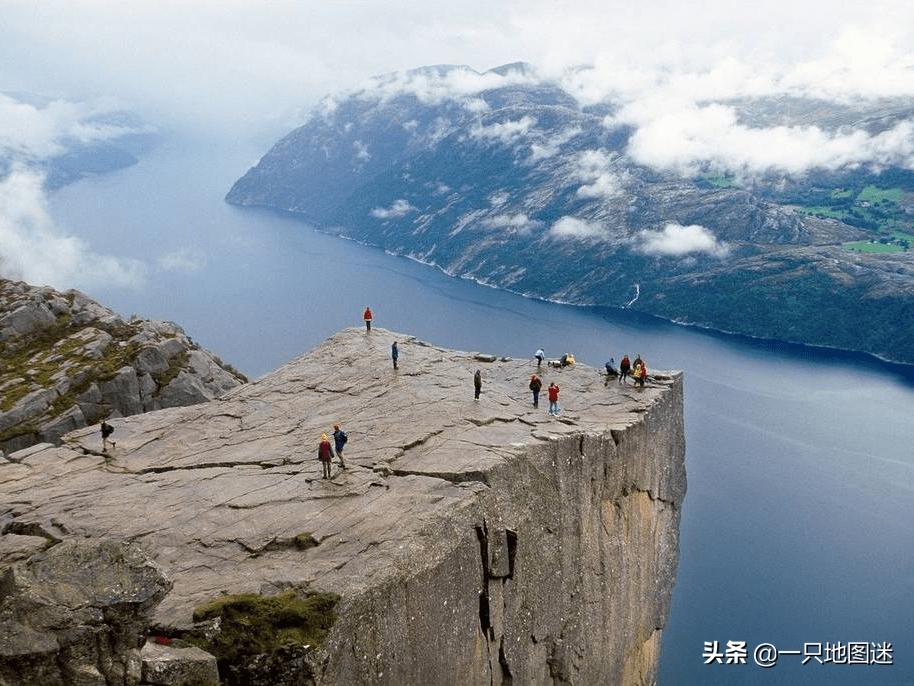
[{"x1": 1, "y1": 328, "x2": 685, "y2": 685}]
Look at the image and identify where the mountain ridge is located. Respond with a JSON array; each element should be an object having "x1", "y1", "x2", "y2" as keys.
[{"x1": 227, "y1": 66, "x2": 914, "y2": 363}]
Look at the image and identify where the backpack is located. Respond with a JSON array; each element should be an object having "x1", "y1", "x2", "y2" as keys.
[
  {"x1": 101, "y1": 422, "x2": 114, "y2": 438},
  {"x1": 339, "y1": 431, "x2": 348, "y2": 445}
]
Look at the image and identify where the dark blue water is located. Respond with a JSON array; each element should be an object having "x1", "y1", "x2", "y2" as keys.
[{"x1": 50, "y1": 135, "x2": 914, "y2": 685}]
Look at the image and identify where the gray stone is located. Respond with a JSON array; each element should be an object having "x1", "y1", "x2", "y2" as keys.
[
  {"x1": 98, "y1": 366, "x2": 144, "y2": 416},
  {"x1": 140, "y1": 641, "x2": 219, "y2": 686},
  {"x1": 0, "y1": 534, "x2": 47, "y2": 564},
  {"x1": 0, "y1": 539, "x2": 171, "y2": 686},
  {"x1": 135, "y1": 346, "x2": 169, "y2": 376},
  {"x1": 1, "y1": 328, "x2": 685, "y2": 685},
  {"x1": 0, "y1": 302, "x2": 56, "y2": 341},
  {"x1": 1, "y1": 278, "x2": 246, "y2": 454}
]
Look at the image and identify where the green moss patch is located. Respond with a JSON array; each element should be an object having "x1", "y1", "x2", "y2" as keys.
[
  {"x1": 152, "y1": 351, "x2": 189, "y2": 388},
  {"x1": 187, "y1": 590, "x2": 340, "y2": 664}
]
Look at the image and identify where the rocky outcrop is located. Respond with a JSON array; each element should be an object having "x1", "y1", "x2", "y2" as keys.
[
  {"x1": 1, "y1": 328, "x2": 685, "y2": 685},
  {"x1": 0, "y1": 538, "x2": 171, "y2": 686},
  {"x1": 0, "y1": 279, "x2": 247, "y2": 455}
]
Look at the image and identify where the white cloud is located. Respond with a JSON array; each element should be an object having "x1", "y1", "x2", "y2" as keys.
[
  {"x1": 0, "y1": 93, "x2": 146, "y2": 161},
  {"x1": 469, "y1": 116, "x2": 536, "y2": 144},
  {"x1": 481, "y1": 213, "x2": 541, "y2": 233},
  {"x1": 0, "y1": 169, "x2": 145, "y2": 289},
  {"x1": 528, "y1": 126, "x2": 582, "y2": 162},
  {"x1": 370, "y1": 198, "x2": 417, "y2": 219},
  {"x1": 549, "y1": 216, "x2": 606, "y2": 240},
  {"x1": 573, "y1": 149, "x2": 627, "y2": 198},
  {"x1": 624, "y1": 103, "x2": 914, "y2": 176},
  {"x1": 636, "y1": 222, "x2": 729, "y2": 257},
  {"x1": 353, "y1": 139, "x2": 370, "y2": 161},
  {"x1": 355, "y1": 64, "x2": 537, "y2": 107},
  {"x1": 489, "y1": 191, "x2": 510, "y2": 206},
  {"x1": 157, "y1": 248, "x2": 206, "y2": 273}
]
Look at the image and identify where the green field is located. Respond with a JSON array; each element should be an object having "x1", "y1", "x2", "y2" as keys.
[
  {"x1": 857, "y1": 185, "x2": 904, "y2": 204},
  {"x1": 830, "y1": 188, "x2": 854, "y2": 199},
  {"x1": 798, "y1": 206, "x2": 852, "y2": 220},
  {"x1": 843, "y1": 240, "x2": 905, "y2": 254}
]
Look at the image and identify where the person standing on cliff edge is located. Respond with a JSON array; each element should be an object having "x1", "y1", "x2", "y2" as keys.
[
  {"x1": 474, "y1": 369, "x2": 482, "y2": 400},
  {"x1": 318, "y1": 433, "x2": 333, "y2": 479},
  {"x1": 534, "y1": 348, "x2": 545, "y2": 368},
  {"x1": 363, "y1": 306, "x2": 373, "y2": 332},
  {"x1": 548, "y1": 382, "x2": 560, "y2": 416},
  {"x1": 391, "y1": 341, "x2": 399, "y2": 369}
]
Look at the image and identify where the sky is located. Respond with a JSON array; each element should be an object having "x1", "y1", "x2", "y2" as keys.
[
  {"x1": 2, "y1": 1, "x2": 914, "y2": 289},
  {"x1": 3, "y1": 0, "x2": 914, "y2": 136}
]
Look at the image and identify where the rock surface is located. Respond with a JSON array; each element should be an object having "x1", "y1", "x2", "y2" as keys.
[
  {"x1": 0, "y1": 278, "x2": 247, "y2": 455},
  {"x1": 0, "y1": 539, "x2": 171, "y2": 686},
  {"x1": 1, "y1": 328, "x2": 685, "y2": 684}
]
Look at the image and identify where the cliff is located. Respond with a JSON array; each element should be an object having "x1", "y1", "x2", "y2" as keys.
[
  {"x1": 0, "y1": 328, "x2": 685, "y2": 685},
  {"x1": 0, "y1": 278, "x2": 247, "y2": 455}
]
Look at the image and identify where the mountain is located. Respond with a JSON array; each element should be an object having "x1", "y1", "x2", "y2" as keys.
[
  {"x1": 227, "y1": 63, "x2": 914, "y2": 364},
  {"x1": 1, "y1": 328, "x2": 684, "y2": 684},
  {"x1": 0, "y1": 278, "x2": 246, "y2": 454}
]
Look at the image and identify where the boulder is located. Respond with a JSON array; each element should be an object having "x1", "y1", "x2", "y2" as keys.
[
  {"x1": 0, "y1": 539, "x2": 171, "y2": 686},
  {"x1": 140, "y1": 641, "x2": 219, "y2": 686}
]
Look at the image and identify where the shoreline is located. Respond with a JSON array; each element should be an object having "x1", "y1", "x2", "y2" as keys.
[{"x1": 228, "y1": 198, "x2": 914, "y2": 377}]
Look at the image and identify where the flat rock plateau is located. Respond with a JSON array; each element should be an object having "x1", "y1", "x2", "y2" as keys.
[{"x1": 1, "y1": 328, "x2": 685, "y2": 685}]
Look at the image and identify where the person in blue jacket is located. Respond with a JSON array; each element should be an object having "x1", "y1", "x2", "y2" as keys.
[
  {"x1": 332, "y1": 424, "x2": 348, "y2": 469},
  {"x1": 391, "y1": 341, "x2": 399, "y2": 369}
]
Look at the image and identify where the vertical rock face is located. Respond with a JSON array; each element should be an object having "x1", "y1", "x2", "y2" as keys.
[
  {"x1": 0, "y1": 329, "x2": 685, "y2": 685},
  {"x1": 0, "y1": 278, "x2": 247, "y2": 455}
]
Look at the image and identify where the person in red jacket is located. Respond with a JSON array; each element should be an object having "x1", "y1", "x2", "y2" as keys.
[
  {"x1": 547, "y1": 382, "x2": 560, "y2": 416},
  {"x1": 318, "y1": 432, "x2": 333, "y2": 479},
  {"x1": 619, "y1": 354, "x2": 631, "y2": 385},
  {"x1": 363, "y1": 306, "x2": 373, "y2": 332}
]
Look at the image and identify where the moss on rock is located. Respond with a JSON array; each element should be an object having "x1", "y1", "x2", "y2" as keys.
[{"x1": 187, "y1": 590, "x2": 340, "y2": 665}]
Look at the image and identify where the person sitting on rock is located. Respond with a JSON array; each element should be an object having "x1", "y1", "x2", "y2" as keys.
[
  {"x1": 363, "y1": 306, "x2": 373, "y2": 332},
  {"x1": 560, "y1": 353, "x2": 575, "y2": 367},
  {"x1": 474, "y1": 369, "x2": 482, "y2": 401},
  {"x1": 318, "y1": 433, "x2": 333, "y2": 479},
  {"x1": 604, "y1": 358, "x2": 618, "y2": 385},
  {"x1": 100, "y1": 420, "x2": 115, "y2": 453},
  {"x1": 633, "y1": 359, "x2": 648, "y2": 388},
  {"x1": 529, "y1": 374, "x2": 542, "y2": 408},
  {"x1": 391, "y1": 341, "x2": 399, "y2": 370},
  {"x1": 332, "y1": 424, "x2": 348, "y2": 469}
]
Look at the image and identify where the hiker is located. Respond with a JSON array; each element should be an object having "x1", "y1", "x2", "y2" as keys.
[
  {"x1": 604, "y1": 358, "x2": 618, "y2": 386},
  {"x1": 633, "y1": 359, "x2": 648, "y2": 388},
  {"x1": 474, "y1": 369, "x2": 482, "y2": 400},
  {"x1": 534, "y1": 348, "x2": 545, "y2": 367},
  {"x1": 318, "y1": 433, "x2": 333, "y2": 479},
  {"x1": 529, "y1": 374, "x2": 542, "y2": 408},
  {"x1": 547, "y1": 382, "x2": 560, "y2": 416},
  {"x1": 391, "y1": 341, "x2": 399, "y2": 369},
  {"x1": 633, "y1": 353, "x2": 644, "y2": 372},
  {"x1": 560, "y1": 353, "x2": 575, "y2": 367},
  {"x1": 363, "y1": 306, "x2": 373, "y2": 332},
  {"x1": 619, "y1": 354, "x2": 631, "y2": 385},
  {"x1": 100, "y1": 420, "x2": 115, "y2": 452},
  {"x1": 332, "y1": 424, "x2": 348, "y2": 469}
]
